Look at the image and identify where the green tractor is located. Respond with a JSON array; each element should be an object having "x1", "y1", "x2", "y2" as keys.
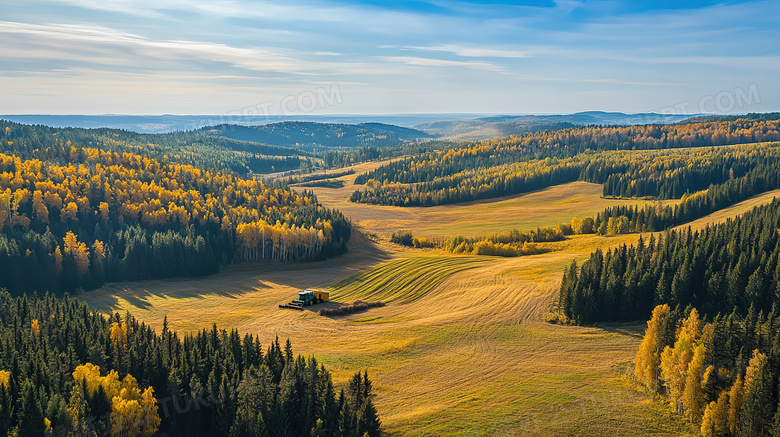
[{"x1": 279, "y1": 289, "x2": 330, "y2": 310}]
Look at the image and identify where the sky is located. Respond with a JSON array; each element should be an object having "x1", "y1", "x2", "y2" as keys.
[{"x1": 0, "y1": 0, "x2": 778, "y2": 115}]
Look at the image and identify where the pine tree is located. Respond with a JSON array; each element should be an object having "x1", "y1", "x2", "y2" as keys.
[
  {"x1": 356, "y1": 397, "x2": 381, "y2": 437},
  {"x1": 771, "y1": 399, "x2": 780, "y2": 437}
]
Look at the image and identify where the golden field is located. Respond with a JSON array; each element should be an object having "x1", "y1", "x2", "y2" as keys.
[{"x1": 79, "y1": 159, "x2": 780, "y2": 436}]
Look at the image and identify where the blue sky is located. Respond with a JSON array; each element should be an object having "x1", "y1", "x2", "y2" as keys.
[{"x1": 0, "y1": 0, "x2": 777, "y2": 115}]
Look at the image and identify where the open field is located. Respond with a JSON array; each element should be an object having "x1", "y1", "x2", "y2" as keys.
[
  {"x1": 78, "y1": 159, "x2": 780, "y2": 436},
  {"x1": 675, "y1": 188, "x2": 780, "y2": 231},
  {"x1": 331, "y1": 256, "x2": 488, "y2": 304},
  {"x1": 299, "y1": 172, "x2": 676, "y2": 238},
  {"x1": 83, "y1": 232, "x2": 699, "y2": 436}
]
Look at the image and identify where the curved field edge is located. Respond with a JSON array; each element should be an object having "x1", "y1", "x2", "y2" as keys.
[{"x1": 330, "y1": 256, "x2": 489, "y2": 304}]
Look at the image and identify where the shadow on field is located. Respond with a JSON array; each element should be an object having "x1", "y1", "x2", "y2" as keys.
[
  {"x1": 80, "y1": 229, "x2": 393, "y2": 315},
  {"x1": 597, "y1": 323, "x2": 646, "y2": 339},
  {"x1": 304, "y1": 301, "x2": 343, "y2": 313}
]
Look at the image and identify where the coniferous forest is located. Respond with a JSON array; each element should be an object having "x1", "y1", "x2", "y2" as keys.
[
  {"x1": 557, "y1": 191, "x2": 780, "y2": 436},
  {"x1": 0, "y1": 291, "x2": 381, "y2": 436},
  {"x1": 558, "y1": 197, "x2": 780, "y2": 324}
]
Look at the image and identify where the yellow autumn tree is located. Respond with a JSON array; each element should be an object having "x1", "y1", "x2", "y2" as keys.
[
  {"x1": 31, "y1": 319, "x2": 40, "y2": 338},
  {"x1": 63, "y1": 231, "x2": 90, "y2": 275},
  {"x1": 681, "y1": 344, "x2": 707, "y2": 423},
  {"x1": 660, "y1": 309, "x2": 701, "y2": 414},
  {"x1": 99, "y1": 201, "x2": 110, "y2": 222},
  {"x1": 701, "y1": 390, "x2": 730, "y2": 437},
  {"x1": 111, "y1": 382, "x2": 160, "y2": 437},
  {"x1": 63, "y1": 231, "x2": 79, "y2": 256},
  {"x1": 31, "y1": 190, "x2": 49, "y2": 224},
  {"x1": 60, "y1": 201, "x2": 78, "y2": 222},
  {"x1": 0, "y1": 370, "x2": 9, "y2": 388},
  {"x1": 727, "y1": 375, "x2": 744, "y2": 435},
  {"x1": 110, "y1": 322, "x2": 129, "y2": 348},
  {"x1": 92, "y1": 240, "x2": 106, "y2": 263},
  {"x1": 72, "y1": 364, "x2": 160, "y2": 437},
  {"x1": 636, "y1": 304, "x2": 671, "y2": 391},
  {"x1": 54, "y1": 246, "x2": 63, "y2": 274}
]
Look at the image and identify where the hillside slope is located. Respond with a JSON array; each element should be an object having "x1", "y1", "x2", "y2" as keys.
[{"x1": 201, "y1": 121, "x2": 433, "y2": 150}]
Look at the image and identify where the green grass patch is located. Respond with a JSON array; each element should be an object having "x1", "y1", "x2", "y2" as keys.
[{"x1": 330, "y1": 256, "x2": 488, "y2": 304}]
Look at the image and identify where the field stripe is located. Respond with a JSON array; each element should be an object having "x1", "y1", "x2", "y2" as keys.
[{"x1": 330, "y1": 256, "x2": 488, "y2": 303}]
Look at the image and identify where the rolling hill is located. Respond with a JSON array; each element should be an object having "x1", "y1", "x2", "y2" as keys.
[
  {"x1": 413, "y1": 111, "x2": 701, "y2": 140},
  {"x1": 199, "y1": 121, "x2": 434, "y2": 150}
]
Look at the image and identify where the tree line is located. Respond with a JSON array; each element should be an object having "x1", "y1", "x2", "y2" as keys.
[
  {"x1": 390, "y1": 227, "x2": 564, "y2": 257},
  {"x1": 0, "y1": 291, "x2": 381, "y2": 436}
]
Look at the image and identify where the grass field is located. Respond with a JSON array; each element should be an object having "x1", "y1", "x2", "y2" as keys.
[
  {"x1": 331, "y1": 256, "x2": 488, "y2": 303},
  {"x1": 301, "y1": 171, "x2": 677, "y2": 238},
  {"x1": 77, "y1": 158, "x2": 780, "y2": 436},
  {"x1": 675, "y1": 188, "x2": 780, "y2": 231}
]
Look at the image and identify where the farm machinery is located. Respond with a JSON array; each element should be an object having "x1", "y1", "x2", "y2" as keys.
[{"x1": 279, "y1": 289, "x2": 330, "y2": 310}]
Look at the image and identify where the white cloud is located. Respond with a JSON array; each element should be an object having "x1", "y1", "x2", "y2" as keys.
[
  {"x1": 402, "y1": 44, "x2": 530, "y2": 58},
  {"x1": 0, "y1": 21, "x2": 302, "y2": 74},
  {"x1": 382, "y1": 56, "x2": 505, "y2": 72}
]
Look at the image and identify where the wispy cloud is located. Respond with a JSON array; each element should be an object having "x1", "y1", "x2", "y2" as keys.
[
  {"x1": 400, "y1": 44, "x2": 530, "y2": 58},
  {"x1": 0, "y1": 21, "x2": 303, "y2": 74},
  {"x1": 0, "y1": 0, "x2": 777, "y2": 114},
  {"x1": 382, "y1": 56, "x2": 506, "y2": 72}
]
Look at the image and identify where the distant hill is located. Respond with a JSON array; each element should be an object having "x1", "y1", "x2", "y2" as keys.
[
  {"x1": 0, "y1": 114, "x2": 485, "y2": 134},
  {"x1": 414, "y1": 111, "x2": 701, "y2": 140},
  {"x1": 674, "y1": 112, "x2": 780, "y2": 125},
  {"x1": 199, "y1": 121, "x2": 434, "y2": 150}
]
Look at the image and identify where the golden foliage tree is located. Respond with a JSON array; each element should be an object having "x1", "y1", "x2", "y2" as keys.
[
  {"x1": 660, "y1": 309, "x2": 701, "y2": 414},
  {"x1": 635, "y1": 304, "x2": 671, "y2": 391},
  {"x1": 727, "y1": 375, "x2": 744, "y2": 435},
  {"x1": 72, "y1": 364, "x2": 160, "y2": 437},
  {"x1": 701, "y1": 390, "x2": 730, "y2": 437},
  {"x1": 681, "y1": 344, "x2": 707, "y2": 424},
  {"x1": 109, "y1": 322, "x2": 128, "y2": 349}
]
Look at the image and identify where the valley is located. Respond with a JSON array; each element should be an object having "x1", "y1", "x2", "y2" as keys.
[{"x1": 78, "y1": 156, "x2": 780, "y2": 435}]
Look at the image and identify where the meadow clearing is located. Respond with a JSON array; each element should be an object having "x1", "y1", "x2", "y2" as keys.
[{"x1": 80, "y1": 160, "x2": 780, "y2": 436}]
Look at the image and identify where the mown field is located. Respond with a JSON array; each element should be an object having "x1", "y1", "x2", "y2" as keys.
[
  {"x1": 303, "y1": 169, "x2": 677, "y2": 238},
  {"x1": 78, "y1": 158, "x2": 780, "y2": 436}
]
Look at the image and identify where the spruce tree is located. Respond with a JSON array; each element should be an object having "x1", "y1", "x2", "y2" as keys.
[
  {"x1": 0, "y1": 383, "x2": 11, "y2": 437},
  {"x1": 16, "y1": 380, "x2": 45, "y2": 437}
]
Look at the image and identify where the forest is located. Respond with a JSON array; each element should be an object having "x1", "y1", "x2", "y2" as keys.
[
  {"x1": 350, "y1": 115, "x2": 780, "y2": 207},
  {"x1": 0, "y1": 291, "x2": 381, "y2": 437},
  {"x1": 634, "y1": 304, "x2": 780, "y2": 436},
  {"x1": 554, "y1": 179, "x2": 780, "y2": 436},
  {"x1": 0, "y1": 120, "x2": 317, "y2": 176},
  {"x1": 0, "y1": 125, "x2": 351, "y2": 295},
  {"x1": 557, "y1": 197, "x2": 780, "y2": 324}
]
